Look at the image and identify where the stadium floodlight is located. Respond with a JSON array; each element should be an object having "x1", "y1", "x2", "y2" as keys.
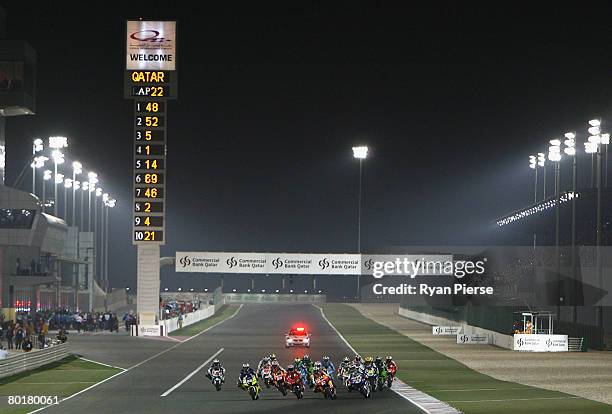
[
  {"x1": 529, "y1": 155, "x2": 537, "y2": 169},
  {"x1": 48, "y1": 136, "x2": 68, "y2": 149},
  {"x1": 177, "y1": 287, "x2": 182, "y2": 291},
  {"x1": 32, "y1": 155, "x2": 48, "y2": 169},
  {"x1": 95, "y1": 187, "x2": 103, "y2": 197},
  {"x1": 87, "y1": 171, "x2": 98, "y2": 185},
  {"x1": 549, "y1": 138, "x2": 561, "y2": 146},
  {"x1": 107, "y1": 198, "x2": 116, "y2": 208},
  {"x1": 72, "y1": 161, "x2": 82, "y2": 175},
  {"x1": 51, "y1": 149, "x2": 65, "y2": 164},
  {"x1": 585, "y1": 141, "x2": 598, "y2": 154},
  {"x1": 64, "y1": 178, "x2": 73, "y2": 188},
  {"x1": 33, "y1": 138, "x2": 44, "y2": 153},
  {"x1": 102, "y1": 193, "x2": 109, "y2": 203},
  {"x1": 564, "y1": 132, "x2": 576, "y2": 139},
  {"x1": 548, "y1": 145, "x2": 561, "y2": 162},
  {"x1": 352, "y1": 146, "x2": 369, "y2": 159},
  {"x1": 588, "y1": 135, "x2": 601, "y2": 144},
  {"x1": 589, "y1": 119, "x2": 601, "y2": 127},
  {"x1": 82, "y1": 181, "x2": 89, "y2": 191},
  {"x1": 54, "y1": 173, "x2": 64, "y2": 184},
  {"x1": 74, "y1": 180, "x2": 80, "y2": 190},
  {"x1": 537, "y1": 152, "x2": 546, "y2": 167},
  {"x1": 89, "y1": 182, "x2": 96, "y2": 192},
  {"x1": 601, "y1": 133, "x2": 610, "y2": 145},
  {"x1": 588, "y1": 126, "x2": 601, "y2": 136},
  {"x1": 204, "y1": 288, "x2": 208, "y2": 292},
  {"x1": 43, "y1": 170, "x2": 52, "y2": 180},
  {"x1": 564, "y1": 146, "x2": 576, "y2": 156}
]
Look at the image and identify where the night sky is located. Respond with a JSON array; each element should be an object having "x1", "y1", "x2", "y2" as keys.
[{"x1": 2, "y1": 2, "x2": 612, "y2": 290}]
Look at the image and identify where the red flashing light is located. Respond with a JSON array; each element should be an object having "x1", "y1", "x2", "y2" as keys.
[{"x1": 296, "y1": 327, "x2": 305, "y2": 332}]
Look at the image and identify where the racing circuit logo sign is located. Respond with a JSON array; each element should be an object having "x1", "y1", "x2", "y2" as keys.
[
  {"x1": 226, "y1": 257, "x2": 238, "y2": 268},
  {"x1": 516, "y1": 338, "x2": 525, "y2": 348},
  {"x1": 363, "y1": 258, "x2": 375, "y2": 271},
  {"x1": 272, "y1": 258, "x2": 284, "y2": 269},
  {"x1": 318, "y1": 258, "x2": 330, "y2": 270},
  {"x1": 179, "y1": 256, "x2": 191, "y2": 268},
  {"x1": 459, "y1": 335, "x2": 469, "y2": 344}
]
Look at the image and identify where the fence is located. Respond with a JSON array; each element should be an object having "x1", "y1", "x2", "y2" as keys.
[
  {"x1": 0, "y1": 343, "x2": 70, "y2": 379},
  {"x1": 161, "y1": 305, "x2": 215, "y2": 333}
]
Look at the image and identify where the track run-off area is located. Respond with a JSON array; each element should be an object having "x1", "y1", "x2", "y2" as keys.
[{"x1": 2, "y1": 303, "x2": 611, "y2": 414}]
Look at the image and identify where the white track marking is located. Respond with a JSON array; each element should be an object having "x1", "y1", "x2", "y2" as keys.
[
  {"x1": 314, "y1": 305, "x2": 461, "y2": 414},
  {"x1": 78, "y1": 357, "x2": 127, "y2": 371},
  {"x1": 448, "y1": 396, "x2": 581, "y2": 403},
  {"x1": 26, "y1": 305, "x2": 243, "y2": 414},
  {"x1": 160, "y1": 348, "x2": 224, "y2": 397}
]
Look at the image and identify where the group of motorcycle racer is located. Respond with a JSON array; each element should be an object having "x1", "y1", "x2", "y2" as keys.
[{"x1": 206, "y1": 353, "x2": 397, "y2": 400}]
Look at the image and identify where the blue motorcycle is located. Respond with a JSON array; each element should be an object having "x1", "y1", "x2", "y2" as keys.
[{"x1": 347, "y1": 370, "x2": 371, "y2": 398}]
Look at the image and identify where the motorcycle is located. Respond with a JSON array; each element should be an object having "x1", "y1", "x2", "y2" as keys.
[
  {"x1": 239, "y1": 374, "x2": 261, "y2": 400},
  {"x1": 386, "y1": 364, "x2": 397, "y2": 388},
  {"x1": 347, "y1": 370, "x2": 371, "y2": 398},
  {"x1": 286, "y1": 375, "x2": 305, "y2": 399},
  {"x1": 210, "y1": 368, "x2": 224, "y2": 391},
  {"x1": 365, "y1": 366, "x2": 378, "y2": 393},
  {"x1": 261, "y1": 365, "x2": 273, "y2": 388},
  {"x1": 273, "y1": 371, "x2": 287, "y2": 396},
  {"x1": 314, "y1": 373, "x2": 337, "y2": 400},
  {"x1": 300, "y1": 365, "x2": 314, "y2": 388}
]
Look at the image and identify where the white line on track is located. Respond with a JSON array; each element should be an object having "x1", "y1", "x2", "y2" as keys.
[
  {"x1": 160, "y1": 348, "x2": 224, "y2": 397},
  {"x1": 447, "y1": 396, "x2": 582, "y2": 403},
  {"x1": 26, "y1": 304, "x2": 243, "y2": 414},
  {"x1": 313, "y1": 305, "x2": 460, "y2": 414},
  {"x1": 78, "y1": 357, "x2": 127, "y2": 371}
]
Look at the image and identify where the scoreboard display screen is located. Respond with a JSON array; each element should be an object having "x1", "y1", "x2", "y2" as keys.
[{"x1": 126, "y1": 67, "x2": 176, "y2": 245}]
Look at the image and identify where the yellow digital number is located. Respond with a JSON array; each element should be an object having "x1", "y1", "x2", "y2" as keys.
[
  {"x1": 144, "y1": 174, "x2": 158, "y2": 184},
  {"x1": 146, "y1": 102, "x2": 159, "y2": 112},
  {"x1": 145, "y1": 117, "x2": 158, "y2": 127}
]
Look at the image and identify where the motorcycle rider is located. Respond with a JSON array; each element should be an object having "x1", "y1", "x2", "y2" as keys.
[
  {"x1": 364, "y1": 356, "x2": 378, "y2": 377},
  {"x1": 270, "y1": 360, "x2": 286, "y2": 385},
  {"x1": 338, "y1": 356, "x2": 351, "y2": 385},
  {"x1": 374, "y1": 356, "x2": 388, "y2": 389},
  {"x1": 237, "y1": 363, "x2": 257, "y2": 387},
  {"x1": 353, "y1": 354, "x2": 365, "y2": 371},
  {"x1": 321, "y1": 355, "x2": 336, "y2": 377},
  {"x1": 285, "y1": 364, "x2": 303, "y2": 387},
  {"x1": 257, "y1": 356, "x2": 271, "y2": 378},
  {"x1": 385, "y1": 355, "x2": 397, "y2": 381},
  {"x1": 270, "y1": 353, "x2": 284, "y2": 370},
  {"x1": 205, "y1": 358, "x2": 226, "y2": 383},
  {"x1": 301, "y1": 354, "x2": 314, "y2": 384}
]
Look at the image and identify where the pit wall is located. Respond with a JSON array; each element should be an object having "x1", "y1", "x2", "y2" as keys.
[
  {"x1": 222, "y1": 293, "x2": 326, "y2": 304},
  {"x1": 398, "y1": 306, "x2": 513, "y2": 349},
  {"x1": 162, "y1": 305, "x2": 215, "y2": 333}
]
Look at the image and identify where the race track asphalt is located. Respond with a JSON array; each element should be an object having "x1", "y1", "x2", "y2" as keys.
[{"x1": 39, "y1": 304, "x2": 422, "y2": 414}]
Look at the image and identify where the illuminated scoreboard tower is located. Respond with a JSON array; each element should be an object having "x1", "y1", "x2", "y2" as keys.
[{"x1": 125, "y1": 20, "x2": 177, "y2": 327}]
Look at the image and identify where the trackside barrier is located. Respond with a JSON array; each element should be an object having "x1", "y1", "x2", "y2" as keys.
[
  {"x1": 399, "y1": 306, "x2": 513, "y2": 349},
  {"x1": 162, "y1": 306, "x2": 215, "y2": 333},
  {"x1": 223, "y1": 294, "x2": 326, "y2": 304},
  {"x1": 0, "y1": 343, "x2": 70, "y2": 379}
]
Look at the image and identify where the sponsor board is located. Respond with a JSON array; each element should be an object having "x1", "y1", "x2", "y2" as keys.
[
  {"x1": 126, "y1": 21, "x2": 177, "y2": 71},
  {"x1": 432, "y1": 326, "x2": 462, "y2": 335},
  {"x1": 513, "y1": 334, "x2": 568, "y2": 352},
  {"x1": 457, "y1": 333, "x2": 489, "y2": 344},
  {"x1": 176, "y1": 252, "x2": 361, "y2": 275},
  {"x1": 131, "y1": 324, "x2": 166, "y2": 337}
]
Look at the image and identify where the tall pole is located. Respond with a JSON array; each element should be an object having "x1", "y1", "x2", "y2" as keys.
[
  {"x1": 42, "y1": 180, "x2": 46, "y2": 213},
  {"x1": 543, "y1": 163, "x2": 547, "y2": 199},
  {"x1": 54, "y1": 162, "x2": 58, "y2": 216},
  {"x1": 104, "y1": 205, "x2": 109, "y2": 291},
  {"x1": 357, "y1": 158, "x2": 363, "y2": 298},
  {"x1": 555, "y1": 161, "x2": 561, "y2": 319},
  {"x1": 80, "y1": 190, "x2": 84, "y2": 230},
  {"x1": 72, "y1": 171, "x2": 76, "y2": 226},
  {"x1": 63, "y1": 186, "x2": 68, "y2": 220},
  {"x1": 31, "y1": 146, "x2": 36, "y2": 196},
  {"x1": 94, "y1": 195, "x2": 98, "y2": 289},
  {"x1": 88, "y1": 190, "x2": 92, "y2": 232},
  {"x1": 596, "y1": 145, "x2": 603, "y2": 329},
  {"x1": 571, "y1": 152, "x2": 577, "y2": 322}
]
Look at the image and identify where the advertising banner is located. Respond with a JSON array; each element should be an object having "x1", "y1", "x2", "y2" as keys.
[
  {"x1": 457, "y1": 333, "x2": 489, "y2": 344},
  {"x1": 513, "y1": 334, "x2": 568, "y2": 352},
  {"x1": 432, "y1": 326, "x2": 462, "y2": 335},
  {"x1": 131, "y1": 324, "x2": 166, "y2": 337},
  {"x1": 126, "y1": 21, "x2": 177, "y2": 70},
  {"x1": 176, "y1": 252, "x2": 361, "y2": 275}
]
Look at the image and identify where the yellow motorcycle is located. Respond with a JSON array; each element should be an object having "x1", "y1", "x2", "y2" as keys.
[{"x1": 239, "y1": 374, "x2": 261, "y2": 400}]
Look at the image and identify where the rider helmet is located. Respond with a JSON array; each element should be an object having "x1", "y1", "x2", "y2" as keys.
[
  {"x1": 343, "y1": 356, "x2": 350, "y2": 363},
  {"x1": 212, "y1": 359, "x2": 220, "y2": 367},
  {"x1": 287, "y1": 364, "x2": 294, "y2": 372},
  {"x1": 270, "y1": 353, "x2": 277, "y2": 361},
  {"x1": 364, "y1": 356, "x2": 374, "y2": 364},
  {"x1": 386, "y1": 356, "x2": 393, "y2": 361},
  {"x1": 355, "y1": 354, "x2": 362, "y2": 362},
  {"x1": 242, "y1": 363, "x2": 250, "y2": 369},
  {"x1": 314, "y1": 361, "x2": 322, "y2": 370},
  {"x1": 271, "y1": 360, "x2": 279, "y2": 366}
]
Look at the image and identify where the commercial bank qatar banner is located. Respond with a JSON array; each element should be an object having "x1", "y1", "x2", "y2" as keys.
[{"x1": 175, "y1": 252, "x2": 452, "y2": 275}]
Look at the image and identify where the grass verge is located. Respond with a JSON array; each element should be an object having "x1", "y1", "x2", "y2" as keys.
[
  {"x1": 170, "y1": 304, "x2": 238, "y2": 337},
  {"x1": 0, "y1": 355, "x2": 121, "y2": 414},
  {"x1": 321, "y1": 304, "x2": 612, "y2": 414}
]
